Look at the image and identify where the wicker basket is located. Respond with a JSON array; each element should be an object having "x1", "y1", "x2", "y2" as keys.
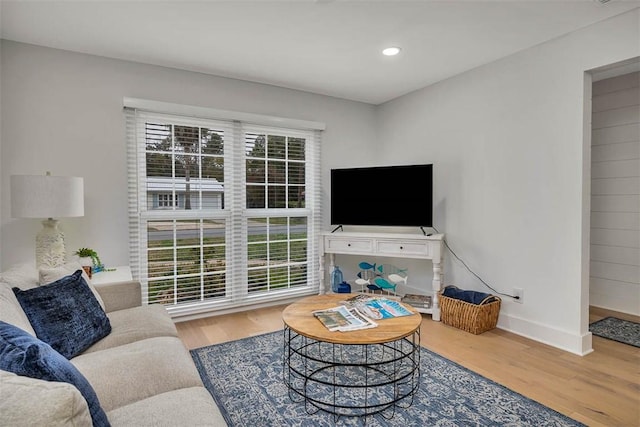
[{"x1": 439, "y1": 287, "x2": 501, "y2": 335}]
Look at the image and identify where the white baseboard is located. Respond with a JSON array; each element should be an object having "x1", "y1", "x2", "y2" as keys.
[
  {"x1": 497, "y1": 313, "x2": 593, "y2": 356},
  {"x1": 400, "y1": 285, "x2": 595, "y2": 356}
]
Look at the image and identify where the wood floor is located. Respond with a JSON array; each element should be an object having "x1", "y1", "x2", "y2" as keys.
[{"x1": 176, "y1": 305, "x2": 640, "y2": 427}]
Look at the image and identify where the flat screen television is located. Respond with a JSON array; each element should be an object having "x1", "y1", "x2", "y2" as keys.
[{"x1": 330, "y1": 164, "x2": 433, "y2": 228}]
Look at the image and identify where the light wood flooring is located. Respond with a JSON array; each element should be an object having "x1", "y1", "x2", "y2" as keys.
[{"x1": 176, "y1": 305, "x2": 639, "y2": 427}]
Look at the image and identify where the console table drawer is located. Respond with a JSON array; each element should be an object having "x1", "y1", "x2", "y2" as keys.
[
  {"x1": 376, "y1": 240, "x2": 431, "y2": 257},
  {"x1": 324, "y1": 237, "x2": 373, "y2": 254}
]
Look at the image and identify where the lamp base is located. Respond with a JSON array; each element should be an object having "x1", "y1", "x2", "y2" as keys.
[{"x1": 36, "y1": 219, "x2": 66, "y2": 268}]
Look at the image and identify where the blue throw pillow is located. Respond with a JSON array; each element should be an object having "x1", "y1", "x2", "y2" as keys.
[
  {"x1": 13, "y1": 269, "x2": 111, "y2": 359},
  {"x1": 0, "y1": 321, "x2": 110, "y2": 427},
  {"x1": 442, "y1": 286, "x2": 495, "y2": 305}
]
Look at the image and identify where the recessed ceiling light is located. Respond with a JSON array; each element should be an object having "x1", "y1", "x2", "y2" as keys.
[{"x1": 382, "y1": 47, "x2": 401, "y2": 56}]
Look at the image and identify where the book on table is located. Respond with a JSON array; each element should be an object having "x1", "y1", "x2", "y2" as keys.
[
  {"x1": 339, "y1": 294, "x2": 414, "y2": 320},
  {"x1": 401, "y1": 293, "x2": 432, "y2": 308},
  {"x1": 313, "y1": 305, "x2": 378, "y2": 332}
]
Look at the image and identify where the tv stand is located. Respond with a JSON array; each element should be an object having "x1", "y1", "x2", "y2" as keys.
[{"x1": 319, "y1": 231, "x2": 445, "y2": 321}]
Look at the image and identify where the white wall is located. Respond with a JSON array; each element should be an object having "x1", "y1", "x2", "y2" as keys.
[
  {"x1": 0, "y1": 40, "x2": 377, "y2": 270},
  {"x1": 590, "y1": 71, "x2": 640, "y2": 315},
  {"x1": 375, "y1": 9, "x2": 639, "y2": 354}
]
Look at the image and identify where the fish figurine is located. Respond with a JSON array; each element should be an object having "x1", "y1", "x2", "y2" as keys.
[
  {"x1": 354, "y1": 278, "x2": 371, "y2": 292},
  {"x1": 377, "y1": 264, "x2": 408, "y2": 276},
  {"x1": 388, "y1": 273, "x2": 408, "y2": 287},
  {"x1": 374, "y1": 277, "x2": 397, "y2": 295},
  {"x1": 358, "y1": 261, "x2": 376, "y2": 271}
]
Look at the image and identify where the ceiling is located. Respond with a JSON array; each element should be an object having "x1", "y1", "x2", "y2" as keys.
[{"x1": 1, "y1": 1, "x2": 639, "y2": 105}]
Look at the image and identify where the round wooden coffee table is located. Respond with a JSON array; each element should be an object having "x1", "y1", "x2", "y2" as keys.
[{"x1": 282, "y1": 293, "x2": 422, "y2": 419}]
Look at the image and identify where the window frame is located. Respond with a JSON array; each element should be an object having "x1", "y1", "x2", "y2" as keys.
[{"x1": 124, "y1": 99, "x2": 324, "y2": 317}]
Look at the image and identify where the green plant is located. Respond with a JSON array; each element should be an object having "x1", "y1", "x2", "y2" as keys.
[{"x1": 74, "y1": 248, "x2": 103, "y2": 267}]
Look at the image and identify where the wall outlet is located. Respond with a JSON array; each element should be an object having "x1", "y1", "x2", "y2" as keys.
[{"x1": 513, "y1": 288, "x2": 524, "y2": 304}]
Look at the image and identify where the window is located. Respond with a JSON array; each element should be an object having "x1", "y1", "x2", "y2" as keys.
[
  {"x1": 125, "y1": 100, "x2": 323, "y2": 316},
  {"x1": 245, "y1": 131, "x2": 310, "y2": 293},
  {"x1": 157, "y1": 194, "x2": 178, "y2": 208}
]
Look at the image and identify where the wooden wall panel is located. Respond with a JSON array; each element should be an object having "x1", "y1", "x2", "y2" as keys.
[
  {"x1": 591, "y1": 211, "x2": 640, "y2": 230},
  {"x1": 590, "y1": 228, "x2": 640, "y2": 248},
  {"x1": 590, "y1": 71, "x2": 640, "y2": 315},
  {"x1": 591, "y1": 177, "x2": 639, "y2": 195},
  {"x1": 591, "y1": 195, "x2": 639, "y2": 212},
  {"x1": 592, "y1": 89, "x2": 640, "y2": 112},
  {"x1": 592, "y1": 141, "x2": 639, "y2": 162},
  {"x1": 592, "y1": 105, "x2": 640, "y2": 129},
  {"x1": 592, "y1": 123, "x2": 639, "y2": 145},
  {"x1": 592, "y1": 159, "x2": 639, "y2": 178},
  {"x1": 592, "y1": 72, "x2": 639, "y2": 95},
  {"x1": 590, "y1": 245, "x2": 640, "y2": 265}
]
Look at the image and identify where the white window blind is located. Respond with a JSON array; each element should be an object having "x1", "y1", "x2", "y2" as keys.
[{"x1": 124, "y1": 102, "x2": 323, "y2": 317}]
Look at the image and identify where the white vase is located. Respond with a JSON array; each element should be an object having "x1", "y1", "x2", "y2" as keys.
[{"x1": 77, "y1": 256, "x2": 92, "y2": 267}]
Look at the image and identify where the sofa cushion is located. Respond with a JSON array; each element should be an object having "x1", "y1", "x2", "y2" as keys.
[
  {"x1": 106, "y1": 387, "x2": 226, "y2": 427},
  {"x1": 13, "y1": 270, "x2": 112, "y2": 359},
  {"x1": 0, "y1": 263, "x2": 39, "y2": 290},
  {"x1": 39, "y1": 260, "x2": 106, "y2": 311},
  {"x1": 0, "y1": 369, "x2": 93, "y2": 427},
  {"x1": 82, "y1": 304, "x2": 178, "y2": 354},
  {"x1": 93, "y1": 280, "x2": 142, "y2": 313},
  {"x1": 71, "y1": 336, "x2": 204, "y2": 412},
  {"x1": 0, "y1": 282, "x2": 36, "y2": 337},
  {"x1": 0, "y1": 321, "x2": 110, "y2": 427}
]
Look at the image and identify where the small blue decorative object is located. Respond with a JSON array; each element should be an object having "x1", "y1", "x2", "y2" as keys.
[
  {"x1": 337, "y1": 282, "x2": 351, "y2": 293},
  {"x1": 331, "y1": 266, "x2": 344, "y2": 293}
]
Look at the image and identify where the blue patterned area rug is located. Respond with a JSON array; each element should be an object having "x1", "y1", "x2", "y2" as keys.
[
  {"x1": 190, "y1": 331, "x2": 583, "y2": 426},
  {"x1": 589, "y1": 317, "x2": 640, "y2": 348}
]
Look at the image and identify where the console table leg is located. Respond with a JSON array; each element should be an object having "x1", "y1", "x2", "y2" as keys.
[
  {"x1": 432, "y1": 261, "x2": 443, "y2": 321},
  {"x1": 319, "y1": 253, "x2": 326, "y2": 295},
  {"x1": 327, "y1": 254, "x2": 335, "y2": 294}
]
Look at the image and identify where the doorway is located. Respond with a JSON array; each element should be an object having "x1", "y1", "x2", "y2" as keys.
[{"x1": 585, "y1": 59, "x2": 640, "y2": 349}]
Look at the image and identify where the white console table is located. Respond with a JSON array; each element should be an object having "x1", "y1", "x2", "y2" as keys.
[
  {"x1": 91, "y1": 266, "x2": 133, "y2": 285},
  {"x1": 319, "y1": 232, "x2": 445, "y2": 321}
]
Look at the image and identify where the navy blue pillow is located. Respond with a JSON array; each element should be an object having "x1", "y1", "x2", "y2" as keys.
[
  {"x1": 13, "y1": 270, "x2": 111, "y2": 359},
  {"x1": 442, "y1": 286, "x2": 496, "y2": 305},
  {"x1": 0, "y1": 321, "x2": 110, "y2": 427}
]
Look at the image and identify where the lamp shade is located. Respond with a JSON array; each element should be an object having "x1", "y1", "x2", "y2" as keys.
[{"x1": 10, "y1": 174, "x2": 84, "y2": 219}]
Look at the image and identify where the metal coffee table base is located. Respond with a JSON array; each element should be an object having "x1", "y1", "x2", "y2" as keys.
[{"x1": 283, "y1": 326, "x2": 421, "y2": 420}]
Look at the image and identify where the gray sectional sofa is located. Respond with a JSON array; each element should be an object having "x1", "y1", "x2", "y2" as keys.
[{"x1": 0, "y1": 265, "x2": 226, "y2": 426}]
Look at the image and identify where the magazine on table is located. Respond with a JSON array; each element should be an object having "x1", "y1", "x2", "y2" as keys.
[
  {"x1": 339, "y1": 294, "x2": 414, "y2": 320},
  {"x1": 313, "y1": 305, "x2": 378, "y2": 332},
  {"x1": 401, "y1": 293, "x2": 433, "y2": 308}
]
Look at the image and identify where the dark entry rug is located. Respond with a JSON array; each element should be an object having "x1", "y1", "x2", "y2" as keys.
[
  {"x1": 190, "y1": 331, "x2": 584, "y2": 426},
  {"x1": 589, "y1": 316, "x2": 640, "y2": 348}
]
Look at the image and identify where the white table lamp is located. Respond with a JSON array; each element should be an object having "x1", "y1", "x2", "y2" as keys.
[{"x1": 11, "y1": 172, "x2": 84, "y2": 268}]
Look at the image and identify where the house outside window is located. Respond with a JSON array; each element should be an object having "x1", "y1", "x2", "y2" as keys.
[
  {"x1": 125, "y1": 101, "x2": 323, "y2": 316},
  {"x1": 157, "y1": 193, "x2": 179, "y2": 208}
]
